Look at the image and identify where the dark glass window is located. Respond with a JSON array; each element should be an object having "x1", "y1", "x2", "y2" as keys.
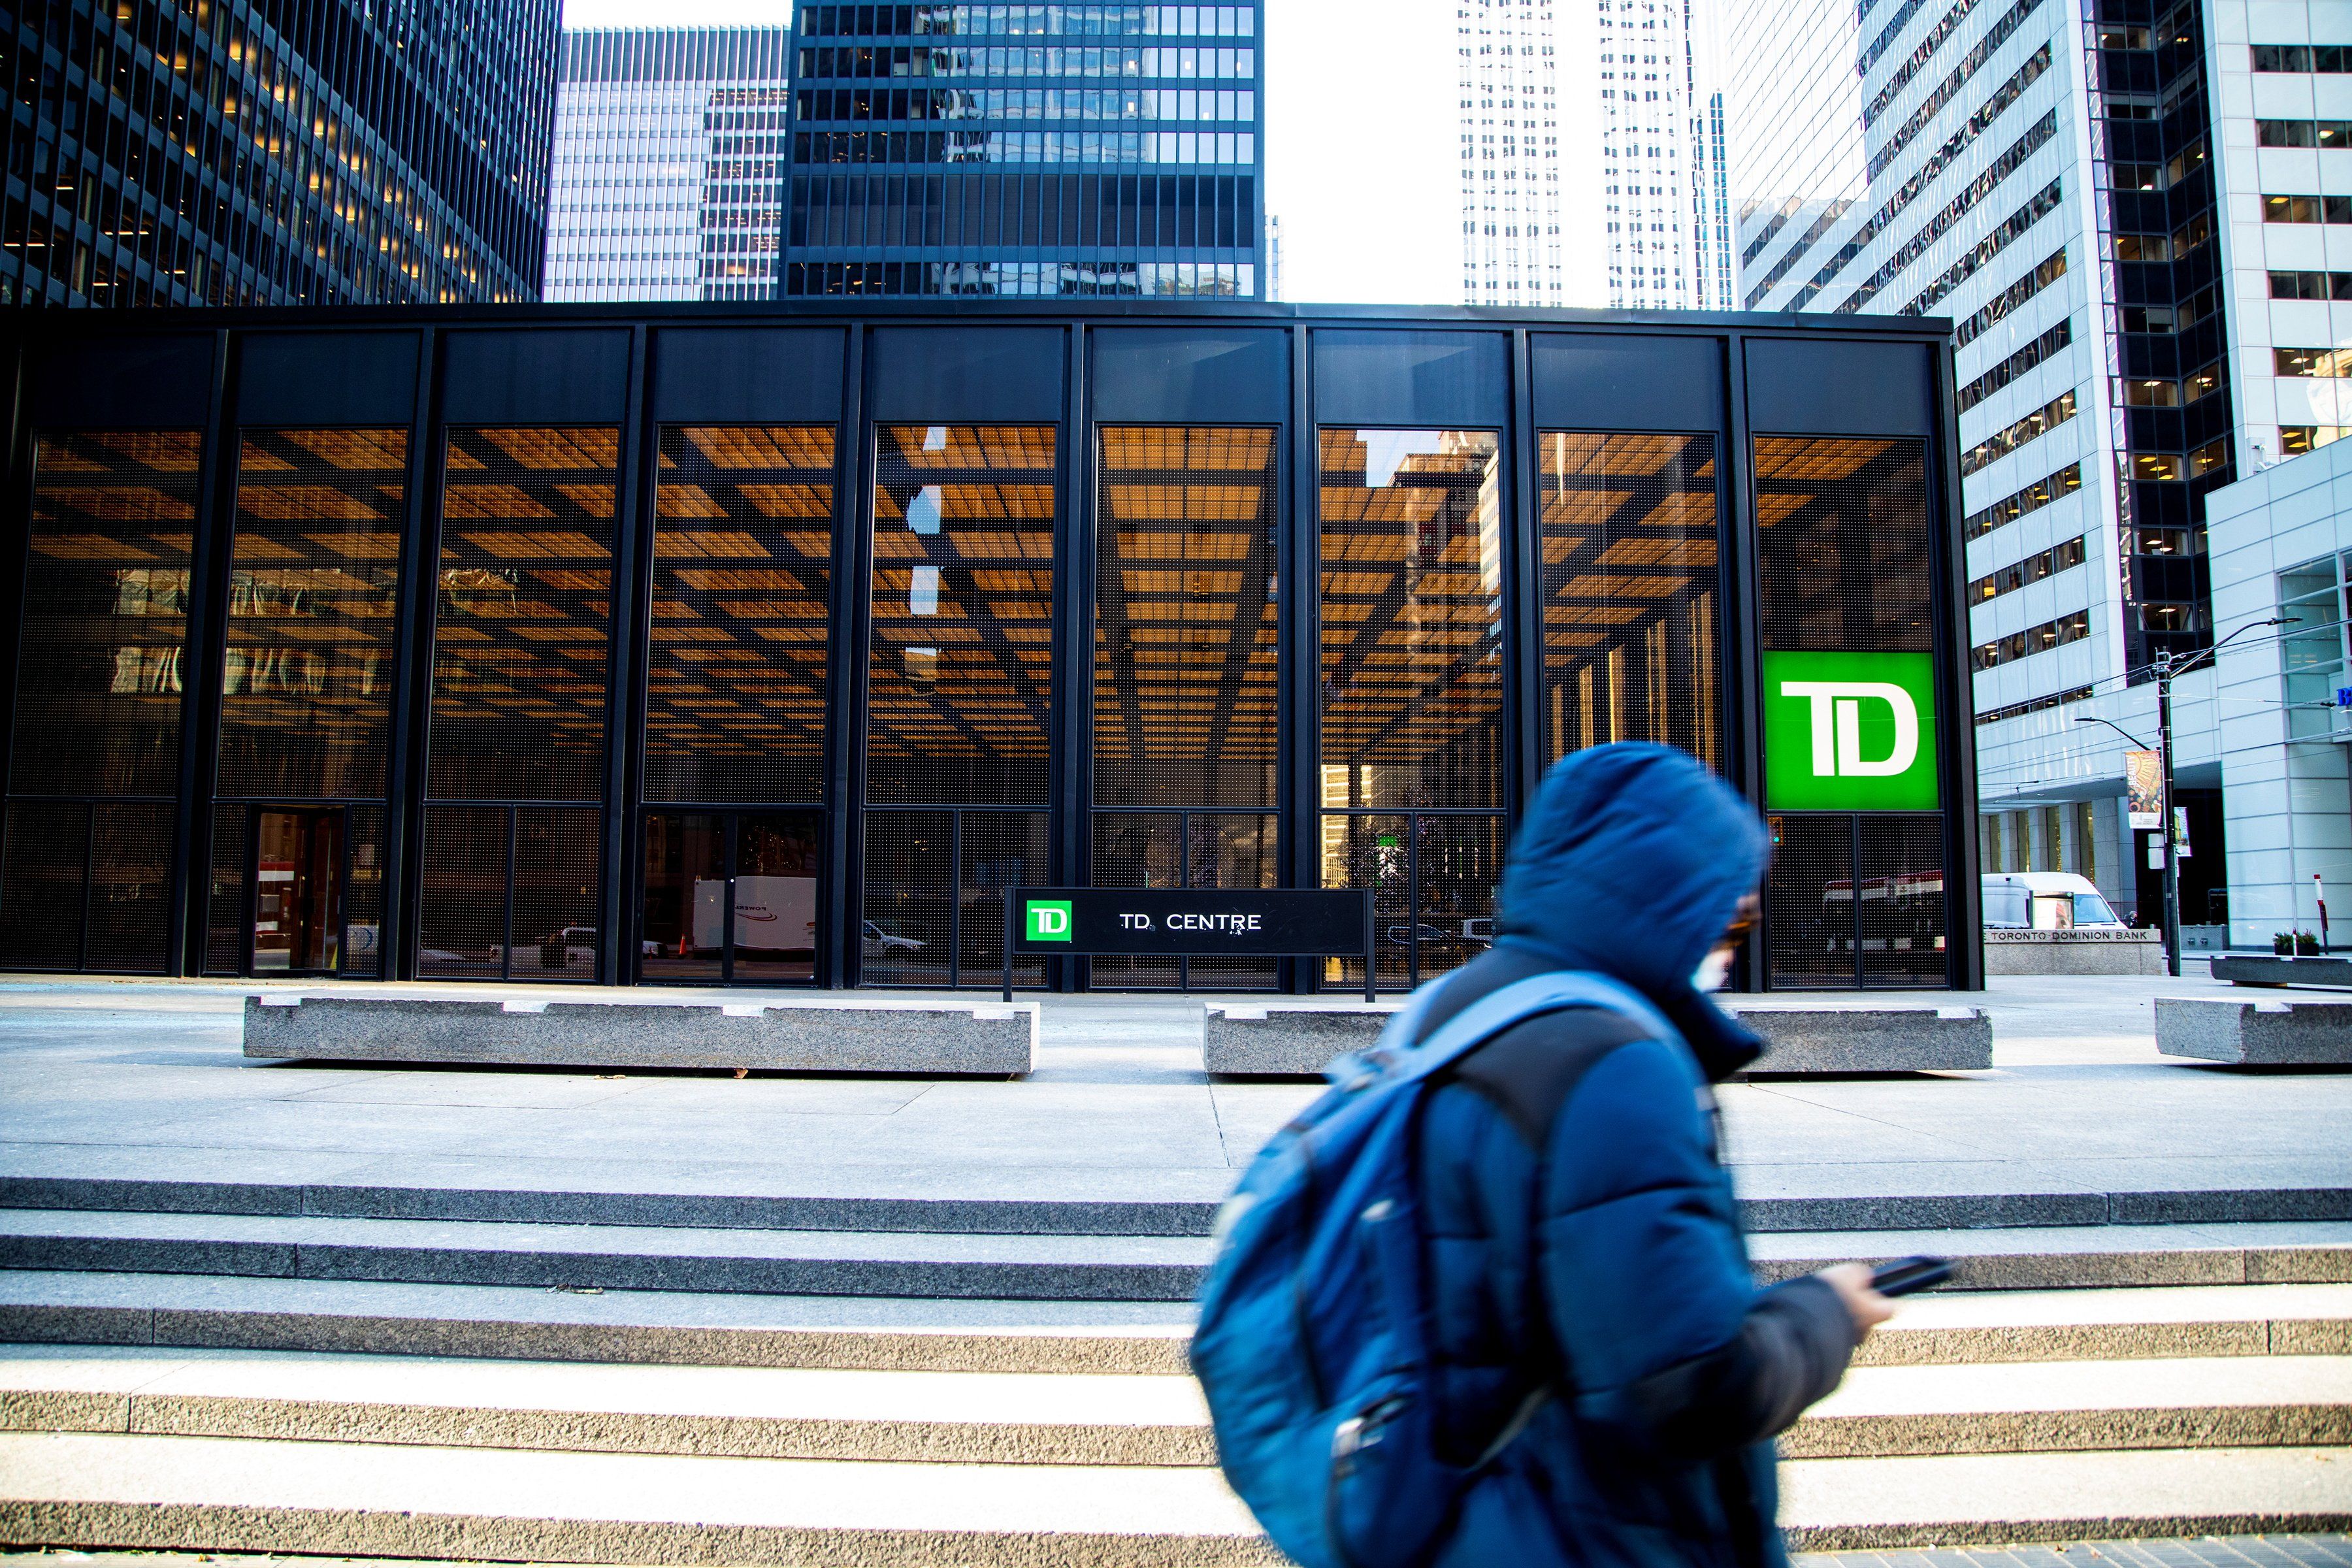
[
  {"x1": 1317, "y1": 429, "x2": 1503, "y2": 991},
  {"x1": 1765, "y1": 813, "x2": 1948, "y2": 988},
  {"x1": 645, "y1": 427, "x2": 836, "y2": 804},
  {"x1": 10, "y1": 432, "x2": 201, "y2": 798},
  {"x1": 1316, "y1": 429, "x2": 1504, "y2": 809},
  {"x1": 1754, "y1": 436, "x2": 1932, "y2": 653},
  {"x1": 428, "y1": 427, "x2": 619, "y2": 802},
  {"x1": 1094, "y1": 426, "x2": 1278, "y2": 806},
  {"x1": 1539, "y1": 433, "x2": 1720, "y2": 768},
  {"x1": 1090, "y1": 425, "x2": 1279, "y2": 990},
  {"x1": 866, "y1": 425, "x2": 1058, "y2": 805},
  {"x1": 864, "y1": 425, "x2": 1056, "y2": 988},
  {"x1": 419, "y1": 427, "x2": 616, "y2": 983},
  {"x1": 218, "y1": 429, "x2": 407, "y2": 798}
]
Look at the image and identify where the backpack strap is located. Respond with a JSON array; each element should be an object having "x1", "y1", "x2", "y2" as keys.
[{"x1": 1390, "y1": 970, "x2": 1673, "y2": 1087}]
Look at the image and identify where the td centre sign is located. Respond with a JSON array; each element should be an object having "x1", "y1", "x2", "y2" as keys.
[{"x1": 1762, "y1": 651, "x2": 1941, "y2": 811}]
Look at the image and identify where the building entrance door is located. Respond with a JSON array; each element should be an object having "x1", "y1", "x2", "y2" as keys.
[
  {"x1": 251, "y1": 807, "x2": 346, "y2": 975},
  {"x1": 638, "y1": 811, "x2": 823, "y2": 985}
]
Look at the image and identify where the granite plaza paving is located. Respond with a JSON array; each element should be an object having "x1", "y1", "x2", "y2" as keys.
[{"x1": 0, "y1": 971, "x2": 2345, "y2": 1560}]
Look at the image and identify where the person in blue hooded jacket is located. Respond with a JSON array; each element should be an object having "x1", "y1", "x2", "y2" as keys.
[{"x1": 1407, "y1": 743, "x2": 1892, "y2": 1568}]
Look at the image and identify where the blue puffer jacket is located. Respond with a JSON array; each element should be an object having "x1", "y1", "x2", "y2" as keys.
[{"x1": 1409, "y1": 745, "x2": 1858, "y2": 1568}]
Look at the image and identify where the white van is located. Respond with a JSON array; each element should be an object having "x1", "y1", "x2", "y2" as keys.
[{"x1": 1982, "y1": 872, "x2": 2127, "y2": 930}]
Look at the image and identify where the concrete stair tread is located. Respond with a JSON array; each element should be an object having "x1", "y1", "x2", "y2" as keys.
[
  {"x1": 0, "y1": 1431, "x2": 2345, "y2": 1558},
  {"x1": 0, "y1": 1208, "x2": 1212, "y2": 1266},
  {"x1": 14, "y1": 1271, "x2": 2352, "y2": 1373},
  {"x1": 0, "y1": 1343, "x2": 2346, "y2": 1466},
  {"x1": 1775, "y1": 1446, "x2": 2352, "y2": 1545}
]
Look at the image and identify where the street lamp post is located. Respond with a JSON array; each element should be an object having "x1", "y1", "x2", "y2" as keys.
[{"x1": 2074, "y1": 617, "x2": 2285, "y2": 979}]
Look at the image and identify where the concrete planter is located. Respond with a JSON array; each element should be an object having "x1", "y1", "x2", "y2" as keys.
[{"x1": 1983, "y1": 928, "x2": 2166, "y2": 976}]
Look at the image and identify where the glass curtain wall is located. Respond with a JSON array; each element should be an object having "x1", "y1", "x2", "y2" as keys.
[
  {"x1": 1316, "y1": 429, "x2": 1505, "y2": 991},
  {"x1": 864, "y1": 425, "x2": 1057, "y2": 987},
  {"x1": 418, "y1": 427, "x2": 617, "y2": 980},
  {"x1": 1091, "y1": 426, "x2": 1279, "y2": 988},
  {"x1": 1539, "y1": 433, "x2": 1721, "y2": 768},
  {"x1": 639, "y1": 427, "x2": 835, "y2": 983},
  {"x1": 1755, "y1": 436, "x2": 1946, "y2": 987},
  {"x1": 204, "y1": 429, "x2": 407, "y2": 977},
  {"x1": 1, "y1": 432, "x2": 200, "y2": 972}
]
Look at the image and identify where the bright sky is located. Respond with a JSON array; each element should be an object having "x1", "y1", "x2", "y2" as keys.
[{"x1": 555, "y1": 0, "x2": 1473, "y2": 306}]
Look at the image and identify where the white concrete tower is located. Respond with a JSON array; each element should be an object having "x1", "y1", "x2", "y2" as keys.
[
  {"x1": 1459, "y1": 0, "x2": 1567, "y2": 305},
  {"x1": 1599, "y1": 0, "x2": 1728, "y2": 309}
]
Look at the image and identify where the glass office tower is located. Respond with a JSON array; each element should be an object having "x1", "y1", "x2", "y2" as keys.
[
  {"x1": 546, "y1": 28, "x2": 794, "y2": 303},
  {"x1": 1, "y1": 0, "x2": 560, "y2": 308},
  {"x1": 782, "y1": 3, "x2": 1264, "y2": 299}
]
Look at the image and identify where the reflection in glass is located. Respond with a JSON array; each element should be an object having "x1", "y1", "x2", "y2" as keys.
[
  {"x1": 862, "y1": 810, "x2": 952, "y2": 987},
  {"x1": 1321, "y1": 812, "x2": 1502, "y2": 992},
  {"x1": 1754, "y1": 437, "x2": 1932, "y2": 653},
  {"x1": 1318, "y1": 429, "x2": 1503, "y2": 810},
  {"x1": 733, "y1": 812, "x2": 823, "y2": 984},
  {"x1": 219, "y1": 429, "x2": 407, "y2": 799},
  {"x1": 10, "y1": 432, "x2": 200, "y2": 801},
  {"x1": 647, "y1": 428, "x2": 835, "y2": 804},
  {"x1": 1861, "y1": 816, "x2": 1948, "y2": 988},
  {"x1": 1765, "y1": 815, "x2": 1854, "y2": 988},
  {"x1": 252, "y1": 808, "x2": 344, "y2": 975},
  {"x1": 1540, "y1": 433, "x2": 1720, "y2": 769},
  {"x1": 640, "y1": 811, "x2": 726, "y2": 983},
  {"x1": 867, "y1": 425, "x2": 1058, "y2": 807},
  {"x1": 430, "y1": 427, "x2": 619, "y2": 802},
  {"x1": 1088, "y1": 811, "x2": 1277, "y2": 989},
  {"x1": 1094, "y1": 427, "x2": 1278, "y2": 808}
]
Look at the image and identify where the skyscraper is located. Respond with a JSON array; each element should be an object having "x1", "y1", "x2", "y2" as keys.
[
  {"x1": 1458, "y1": 0, "x2": 1731, "y2": 310},
  {"x1": 1595, "y1": 0, "x2": 1731, "y2": 309},
  {"x1": 546, "y1": 29, "x2": 794, "y2": 303},
  {"x1": 1458, "y1": 0, "x2": 1565, "y2": 304},
  {"x1": 1729, "y1": 0, "x2": 2349, "y2": 925},
  {"x1": 2, "y1": 0, "x2": 560, "y2": 308},
  {"x1": 781, "y1": 3, "x2": 1264, "y2": 299}
]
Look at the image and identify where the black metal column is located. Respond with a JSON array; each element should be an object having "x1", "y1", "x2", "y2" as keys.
[
  {"x1": 1508, "y1": 326, "x2": 1542, "y2": 823},
  {"x1": 1933, "y1": 333, "x2": 1985, "y2": 990},
  {"x1": 1723, "y1": 333, "x2": 1769, "y2": 993},
  {"x1": 602, "y1": 325, "x2": 655, "y2": 988},
  {"x1": 1282, "y1": 324, "x2": 1318, "y2": 992},
  {"x1": 170, "y1": 331, "x2": 236, "y2": 977},
  {"x1": 828, "y1": 323, "x2": 875, "y2": 988},
  {"x1": 1053, "y1": 323, "x2": 1089, "y2": 991},
  {"x1": 391, "y1": 334, "x2": 449, "y2": 981}
]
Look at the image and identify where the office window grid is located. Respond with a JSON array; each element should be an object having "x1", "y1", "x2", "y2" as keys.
[{"x1": 1, "y1": 1, "x2": 558, "y2": 308}]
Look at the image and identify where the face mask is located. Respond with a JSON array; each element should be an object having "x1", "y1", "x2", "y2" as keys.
[{"x1": 1693, "y1": 947, "x2": 1733, "y2": 993}]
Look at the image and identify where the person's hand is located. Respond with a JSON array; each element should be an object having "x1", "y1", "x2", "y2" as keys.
[{"x1": 1816, "y1": 1262, "x2": 1898, "y2": 1343}]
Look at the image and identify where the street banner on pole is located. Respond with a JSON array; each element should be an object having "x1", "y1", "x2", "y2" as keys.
[{"x1": 2126, "y1": 749, "x2": 2163, "y2": 830}]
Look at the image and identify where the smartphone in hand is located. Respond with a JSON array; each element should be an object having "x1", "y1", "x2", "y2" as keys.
[{"x1": 1869, "y1": 1255, "x2": 1953, "y2": 1297}]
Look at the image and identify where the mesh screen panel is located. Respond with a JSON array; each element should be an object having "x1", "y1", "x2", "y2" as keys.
[
  {"x1": 868, "y1": 425, "x2": 1057, "y2": 806},
  {"x1": 1094, "y1": 427, "x2": 1278, "y2": 809},
  {"x1": 1541, "y1": 433, "x2": 1720, "y2": 768},
  {"x1": 732, "y1": 811, "x2": 823, "y2": 985},
  {"x1": 10, "y1": 432, "x2": 200, "y2": 796},
  {"x1": 1318, "y1": 430, "x2": 1503, "y2": 809},
  {"x1": 1088, "y1": 811, "x2": 1278, "y2": 990},
  {"x1": 344, "y1": 803, "x2": 387, "y2": 978},
  {"x1": 0, "y1": 801, "x2": 90, "y2": 970},
  {"x1": 960, "y1": 810, "x2": 1050, "y2": 987},
  {"x1": 204, "y1": 804, "x2": 249, "y2": 975},
  {"x1": 1860, "y1": 815, "x2": 1948, "y2": 987},
  {"x1": 218, "y1": 429, "x2": 406, "y2": 799},
  {"x1": 1754, "y1": 438, "x2": 1933, "y2": 652},
  {"x1": 646, "y1": 427, "x2": 835, "y2": 804},
  {"x1": 85, "y1": 802, "x2": 172, "y2": 973},
  {"x1": 417, "y1": 805, "x2": 508, "y2": 979},
  {"x1": 1765, "y1": 815, "x2": 1857, "y2": 988},
  {"x1": 512, "y1": 808, "x2": 603, "y2": 981},
  {"x1": 862, "y1": 810, "x2": 952, "y2": 986},
  {"x1": 639, "y1": 810, "x2": 726, "y2": 983},
  {"x1": 1322, "y1": 813, "x2": 1413, "y2": 992},
  {"x1": 429, "y1": 428, "x2": 618, "y2": 802}
]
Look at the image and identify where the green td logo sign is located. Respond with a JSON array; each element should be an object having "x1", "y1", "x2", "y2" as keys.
[
  {"x1": 1025, "y1": 900, "x2": 1074, "y2": 942},
  {"x1": 1762, "y1": 651, "x2": 1940, "y2": 811}
]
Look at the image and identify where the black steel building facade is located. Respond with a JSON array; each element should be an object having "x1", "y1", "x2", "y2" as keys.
[
  {"x1": 783, "y1": 4, "x2": 1263, "y2": 300},
  {"x1": 0, "y1": 303, "x2": 1980, "y2": 992},
  {"x1": 3, "y1": 0, "x2": 561, "y2": 309}
]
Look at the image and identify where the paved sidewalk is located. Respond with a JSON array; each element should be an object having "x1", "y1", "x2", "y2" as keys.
[{"x1": 0, "y1": 973, "x2": 2343, "y2": 1214}]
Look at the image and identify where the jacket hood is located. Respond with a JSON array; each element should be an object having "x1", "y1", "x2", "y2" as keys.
[{"x1": 1494, "y1": 744, "x2": 1772, "y2": 1077}]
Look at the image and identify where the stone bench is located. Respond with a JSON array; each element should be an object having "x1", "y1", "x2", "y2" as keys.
[
  {"x1": 1203, "y1": 1000, "x2": 1992, "y2": 1076},
  {"x1": 243, "y1": 994, "x2": 1036, "y2": 1075},
  {"x1": 2155, "y1": 996, "x2": 2352, "y2": 1065},
  {"x1": 2211, "y1": 955, "x2": 2352, "y2": 989},
  {"x1": 1984, "y1": 928, "x2": 2166, "y2": 976}
]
